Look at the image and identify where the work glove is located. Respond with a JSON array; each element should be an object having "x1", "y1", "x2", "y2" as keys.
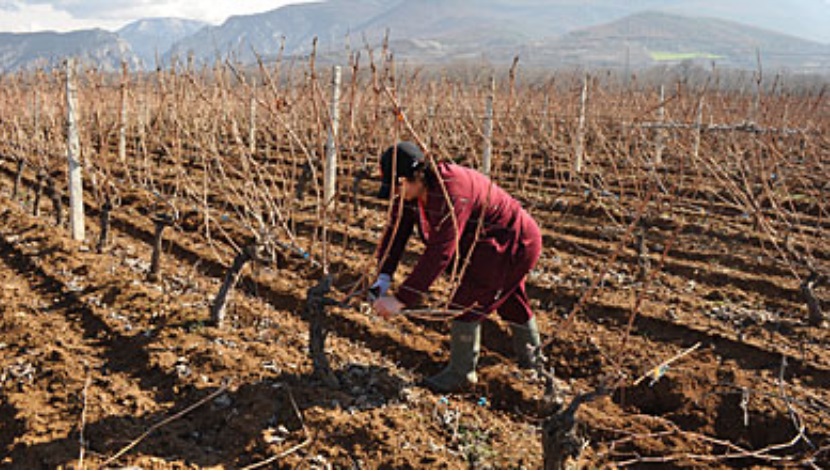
[
  {"x1": 368, "y1": 273, "x2": 391, "y2": 301},
  {"x1": 373, "y1": 295, "x2": 404, "y2": 320}
]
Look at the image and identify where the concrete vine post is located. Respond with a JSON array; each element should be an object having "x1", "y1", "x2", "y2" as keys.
[
  {"x1": 118, "y1": 60, "x2": 136, "y2": 186},
  {"x1": 249, "y1": 80, "x2": 257, "y2": 156},
  {"x1": 322, "y1": 65, "x2": 341, "y2": 272},
  {"x1": 543, "y1": 92, "x2": 552, "y2": 173},
  {"x1": 654, "y1": 85, "x2": 665, "y2": 166},
  {"x1": 752, "y1": 47, "x2": 762, "y2": 123},
  {"x1": 118, "y1": 61, "x2": 128, "y2": 171},
  {"x1": 137, "y1": 88, "x2": 148, "y2": 186},
  {"x1": 427, "y1": 81, "x2": 436, "y2": 148},
  {"x1": 324, "y1": 65, "x2": 341, "y2": 210},
  {"x1": 32, "y1": 78, "x2": 39, "y2": 172},
  {"x1": 482, "y1": 76, "x2": 495, "y2": 176},
  {"x1": 65, "y1": 58, "x2": 85, "y2": 242},
  {"x1": 693, "y1": 96, "x2": 704, "y2": 168},
  {"x1": 575, "y1": 73, "x2": 588, "y2": 175}
]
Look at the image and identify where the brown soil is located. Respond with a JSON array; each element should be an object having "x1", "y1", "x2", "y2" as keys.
[{"x1": 1, "y1": 161, "x2": 828, "y2": 469}]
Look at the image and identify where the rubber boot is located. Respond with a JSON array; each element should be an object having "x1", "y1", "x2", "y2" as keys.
[
  {"x1": 510, "y1": 316, "x2": 541, "y2": 369},
  {"x1": 424, "y1": 320, "x2": 480, "y2": 393}
]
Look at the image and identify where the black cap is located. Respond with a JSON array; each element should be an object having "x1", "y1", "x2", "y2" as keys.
[{"x1": 377, "y1": 141, "x2": 424, "y2": 199}]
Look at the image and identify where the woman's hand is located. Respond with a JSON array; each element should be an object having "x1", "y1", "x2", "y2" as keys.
[
  {"x1": 373, "y1": 295, "x2": 404, "y2": 319},
  {"x1": 368, "y1": 273, "x2": 392, "y2": 301}
]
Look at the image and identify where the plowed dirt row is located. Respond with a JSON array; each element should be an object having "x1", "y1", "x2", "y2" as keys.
[
  {"x1": 5, "y1": 157, "x2": 827, "y2": 382},
  {"x1": 2, "y1": 160, "x2": 828, "y2": 468},
  {"x1": 0, "y1": 196, "x2": 544, "y2": 469}
]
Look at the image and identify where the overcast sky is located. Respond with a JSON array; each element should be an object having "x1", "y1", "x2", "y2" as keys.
[
  {"x1": 2, "y1": 1, "x2": 830, "y2": 35},
  {"x1": 0, "y1": 0, "x2": 317, "y2": 32}
]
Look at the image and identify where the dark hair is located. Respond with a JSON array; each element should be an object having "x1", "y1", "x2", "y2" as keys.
[
  {"x1": 378, "y1": 141, "x2": 425, "y2": 198},
  {"x1": 411, "y1": 161, "x2": 438, "y2": 189}
]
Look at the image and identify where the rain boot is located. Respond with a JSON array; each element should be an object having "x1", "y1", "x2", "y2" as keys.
[
  {"x1": 424, "y1": 320, "x2": 480, "y2": 393},
  {"x1": 510, "y1": 316, "x2": 541, "y2": 368}
]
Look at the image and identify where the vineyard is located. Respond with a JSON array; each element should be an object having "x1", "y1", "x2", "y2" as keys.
[{"x1": 0, "y1": 47, "x2": 828, "y2": 469}]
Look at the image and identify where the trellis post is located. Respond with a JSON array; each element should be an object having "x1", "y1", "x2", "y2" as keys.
[
  {"x1": 66, "y1": 58, "x2": 85, "y2": 241},
  {"x1": 324, "y1": 65, "x2": 341, "y2": 209},
  {"x1": 654, "y1": 85, "x2": 665, "y2": 166},
  {"x1": 118, "y1": 61, "x2": 128, "y2": 166},
  {"x1": 575, "y1": 74, "x2": 588, "y2": 175},
  {"x1": 482, "y1": 76, "x2": 495, "y2": 176},
  {"x1": 249, "y1": 79, "x2": 257, "y2": 155},
  {"x1": 693, "y1": 97, "x2": 704, "y2": 167}
]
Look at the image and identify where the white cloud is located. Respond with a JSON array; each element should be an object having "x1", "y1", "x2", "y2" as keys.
[
  {"x1": 0, "y1": 1, "x2": 122, "y2": 32},
  {"x1": 0, "y1": 0, "x2": 317, "y2": 32}
]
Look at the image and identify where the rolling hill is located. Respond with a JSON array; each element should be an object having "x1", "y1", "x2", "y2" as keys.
[
  {"x1": 0, "y1": 0, "x2": 828, "y2": 73},
  {"x1": 160, "y1": 0, "x2": 829, "y2": 72},
  {"x1": 0, "y1": 29, "x2": 139, "y2": 73},
  {"x1": 520, "y1": 11, "x2": 830, "y2": 72}
]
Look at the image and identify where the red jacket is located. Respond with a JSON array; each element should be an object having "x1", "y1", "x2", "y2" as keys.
[{"x1": 376, "y1": 162, "x2": 541, "y2": 311}]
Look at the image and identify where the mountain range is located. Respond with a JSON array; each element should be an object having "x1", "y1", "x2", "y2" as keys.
[
  {"x1": 117, "y1": 18, "x2": 208, "y2": 68},
  {"x1": 0, "y1": 0, "x2": 828, "y2": 74},
  {"x1": 0, "y1": 29, "x2": 140, "y2": 72}
]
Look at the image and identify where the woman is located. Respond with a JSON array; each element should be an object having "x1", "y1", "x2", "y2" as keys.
[{"x1": 371, "y1": 141, "x2": 543, "y2": 393}]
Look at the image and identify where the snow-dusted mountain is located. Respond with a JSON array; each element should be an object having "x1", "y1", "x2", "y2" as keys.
[
  {"x1": 160, "y1": 0, "x2": 830, "y2": 72},
  {"x1": 117, "y1": 18, "x2": 208, "y2": 69},
  {"x1": 164, "y1": 0, "x2": 395, "y2": 64},
  {"x1": 0, "y1": 29, "x2": 139, "y2": 73},
  {"x1": 1, "y1": 0, "x2": 829, "y2": 73}
]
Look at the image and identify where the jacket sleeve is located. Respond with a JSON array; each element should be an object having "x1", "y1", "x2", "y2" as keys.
[
  {"x1": 396, "y1": 192, "x2": 474, "y2": 307},
  {"x1": 376, "y1": 199, "x2": 416, "y2": 277}
]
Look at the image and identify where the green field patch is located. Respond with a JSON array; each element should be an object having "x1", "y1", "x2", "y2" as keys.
[{"x1": 649, "y1": 51, "x2": 723, "y2": 61}]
